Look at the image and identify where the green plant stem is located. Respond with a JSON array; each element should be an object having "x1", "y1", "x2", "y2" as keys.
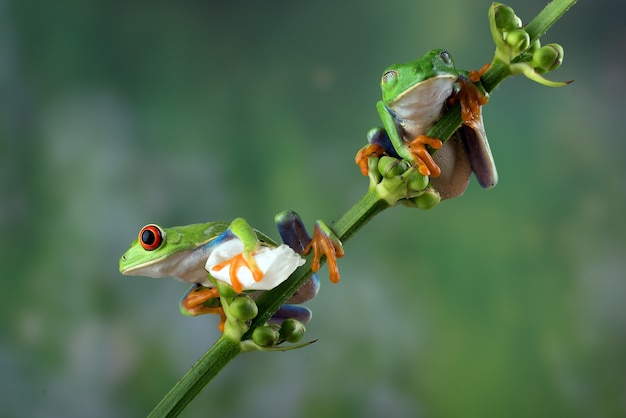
[
  {"x1": 148, "y1": 336, "x2": 242, "y2": 418},
  {"x1": 524, "y1": 0, "x2": 577, "y2": 42},
  {"x1": 333, "y1": 187, "x2": 391, "y2": 241},
  {"x1": 149, "y1": 0, "x2": 576, "y2": 416},
  {"x1": 248, "y1": 188, "x2": 389, "y2": 334},
  {"x1": 481, "y1": 61, "x2": 512, "y2": 94}
]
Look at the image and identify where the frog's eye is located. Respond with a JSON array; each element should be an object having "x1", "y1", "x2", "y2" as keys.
[
  {"x1": 439, "y1": 51, "x2": 452, "y2": 65},
  {"x1": 139, "y1": 224, "x2": 164, "y2": 251},
  {"x1": 382, "y1": 70, "x2": 398, "y2": 85}
]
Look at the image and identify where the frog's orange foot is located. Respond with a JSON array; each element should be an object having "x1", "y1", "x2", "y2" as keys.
[
  {"x1": 453, "y1": 67, "x2": 489, "y2": 127},
  {"x1": 303, "y1": 222, "x2": 344, "y2": 284},
  {"x1": 181, "y1": 286, "x2": 227, "y2": 332},
  {"x1": 469, "y1": 63, "x2": 490, "y2": 82},
  {"x1": 406, "y1": 135, "x2": 443, "y2": 177},
  {"x1": 212, "y1": 251, "x2": 263, "y2": 293},
  {"x1": 355, "y1": 144, "x2": 386, "y2": 176}
]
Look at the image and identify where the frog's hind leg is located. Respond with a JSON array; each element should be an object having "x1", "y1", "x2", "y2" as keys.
[
  {"x1": 269, "y1": 304, "x2": 313, "y2": 325},
  {"x1": 275, "y1": 211, "x2": 344, "y2": 284},
  {"x1": 303, "y1": 221, "x2": 344, "y2": 284},
  {"x1": 180, "y1": 284, "x2": 227, "y2": 331}
]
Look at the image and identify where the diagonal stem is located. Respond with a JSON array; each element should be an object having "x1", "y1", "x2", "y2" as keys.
[
  {"x1": 148, "y1": 1, "x2": 577, "y2": 416},
  {"x1": 148, "y1": 336, "x2": 242, "y2": 418}
]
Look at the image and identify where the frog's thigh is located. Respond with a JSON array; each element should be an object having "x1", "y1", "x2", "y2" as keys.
[{"x1": 431, "y1": 133, "x2": 471, "y2": 200}]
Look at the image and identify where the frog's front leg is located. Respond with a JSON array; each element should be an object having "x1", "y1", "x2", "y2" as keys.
[
  {"x1": 275, "y1": 210, "x2": 344, "y2": 284},
  {"x1": 210, "y1": 218, "x2": 265, "y2": 293},
  {"x1": 452, "y1": 65, "x2": 490, "y2": 128},
  {"x1": 405, "y1": 135, "x2": 444, "y2": 177},
  {"x1": 376, "y1": 101, "x2": 443, "y2": 177}
]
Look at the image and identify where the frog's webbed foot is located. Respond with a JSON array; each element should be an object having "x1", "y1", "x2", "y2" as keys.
[
  {"x1": 453, "y1": 64, "x2": 490, "y2": 129},
  {"x1": 211, "y1": 250, "x2": 264, "y2": 294},
  {"x1": 181, "y1": 285, "x2": 227, "y2": 331},
  {"x1": 406, "y1": 135, "x2": 443, "y2": 177},
  {"x1": 355, "y1": 144, "x2": 386, "y2": 176},
  {"x1": 303, "y1": 221, "x2": 344, "y2": 283}
]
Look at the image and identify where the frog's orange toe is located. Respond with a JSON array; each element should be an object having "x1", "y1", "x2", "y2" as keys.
[
  {"x1": 355, "y1": 144, "x2": 386, "y2": 176},
  {"x1": 469, "y1": 63, "x2": 490, "y2": 82},
  {"x1": 406, "y1": 135, "x2": 442, "y2": 177},
  {"x1": 181, "y1": 286, "x2": 227, "y2": 331},
  {"x1": 454, "y1": 77, "x2": 489, "y2": 126},
  {"x1": 303, "y1": 223, "x2": 344, "y2": 284},
  {"x1": 212, "y1": 251, "x2": 263, "y2": 293}
]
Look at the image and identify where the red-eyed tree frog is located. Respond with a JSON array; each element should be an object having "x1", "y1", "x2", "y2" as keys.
[
  {"x1": 356, "y1": 49, "x2": 498, "y2": 199},
  {"x1": 119, "y1": 211, "x2": 341, "y2": 330}
]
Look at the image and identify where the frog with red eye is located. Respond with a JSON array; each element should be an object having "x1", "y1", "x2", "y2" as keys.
[{"x1": 119, "y1": 211, "x2": 342, "y2": 330}]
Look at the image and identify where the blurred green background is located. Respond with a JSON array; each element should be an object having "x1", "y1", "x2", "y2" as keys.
[{"x1": 2, "y1": 0, "x2": 625, "y2": 417}]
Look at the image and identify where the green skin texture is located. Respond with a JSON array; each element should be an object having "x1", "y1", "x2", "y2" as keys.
[
  {"x1": 376, "y1": 49, "x2": 497, "y2": 199},
  {"x1": 119, "y1": 218, "x2": 270, "y2": 287},
  {"x1": 377, "y1": 49, "x2": 465, "y2": 162}
]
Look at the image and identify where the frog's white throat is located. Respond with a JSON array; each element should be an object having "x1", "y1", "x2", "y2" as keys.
[{"x1": 389, "y1": 75, "x2": 457, "y2": 136}]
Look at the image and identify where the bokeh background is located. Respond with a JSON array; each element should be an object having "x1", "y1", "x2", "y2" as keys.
[{"x1": 2, "y1": 0, "x2": 625, "y2": 417}]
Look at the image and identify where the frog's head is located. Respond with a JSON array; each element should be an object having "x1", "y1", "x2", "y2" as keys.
[
  {"x1": 381, "y1": 49, "x2": 458, "y2": 106},
  {"x1": 119, "y1": 224, "x2": 186, "y2": 275},
  {"x1": 120, "y1": 222, "x2": 230, "y2": 285}
]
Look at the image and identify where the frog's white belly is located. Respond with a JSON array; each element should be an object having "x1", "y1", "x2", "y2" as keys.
[{"x1": 390, "y1": 76, "x2": 455, "y2": 138}]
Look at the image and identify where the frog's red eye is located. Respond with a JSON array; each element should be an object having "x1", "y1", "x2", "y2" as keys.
[{"x1": 139, "y1": 224, "x2": 164, "y2": 251}]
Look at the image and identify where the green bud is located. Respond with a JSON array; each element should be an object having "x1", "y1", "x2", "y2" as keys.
[
  {"x1": 252, "y1": 325, "x2": 280, "y2": 347},
  {"x1": 229, "y1": 295, "x2": 258, "y2": 321},
  {"x1": 527, "y1": 39, "x2": 541, "y2": 54},
  {"x1": 494, "y1": 4, "x2": 522, "y2": 32},
  {"x1": 279, "y1": 318, "x2": 306, "y2": 343},
  {"x1": 532, "y1": 43, "x2": 564, "y2": 73},
  {"x1": 367, "y1": 153, "x2": 380, "y2": 173},
  {"x1": 407, "y1": 170, "x2": 428, "y2": 192},
  {"x1": 367, "y1": 153, "x2": 382, "y2": 184},
  {"x1": 414, "y1": 188, "x2": 441, "y2": 210},
  {"x1": 504, "y1": 29, "x2": 530, "y2": 55},
  {"x1": 215, "y1": 280, "x2": 239, "y2": 299},
  {"x1": 378, "y1": 156, "x2": 409, "y2": 178}
]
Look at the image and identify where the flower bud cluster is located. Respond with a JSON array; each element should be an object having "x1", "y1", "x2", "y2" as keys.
[
  {"x1": 489, "y1": 2, "x2": 569, "y2": 87},
  {"x1": 224, "y1": 291, "x2": 310, "y2": 351},
  {"x1": 252, "y1": 318, "x2": 307, "y2": 347}
]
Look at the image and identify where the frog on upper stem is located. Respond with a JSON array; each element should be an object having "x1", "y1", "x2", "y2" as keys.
[
  {"x1": 356, "y1": 49, "x2": 498, "y2": 199},
  {"x1": 119, "y1": 211, "x2": 343, "y2": 331}
]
